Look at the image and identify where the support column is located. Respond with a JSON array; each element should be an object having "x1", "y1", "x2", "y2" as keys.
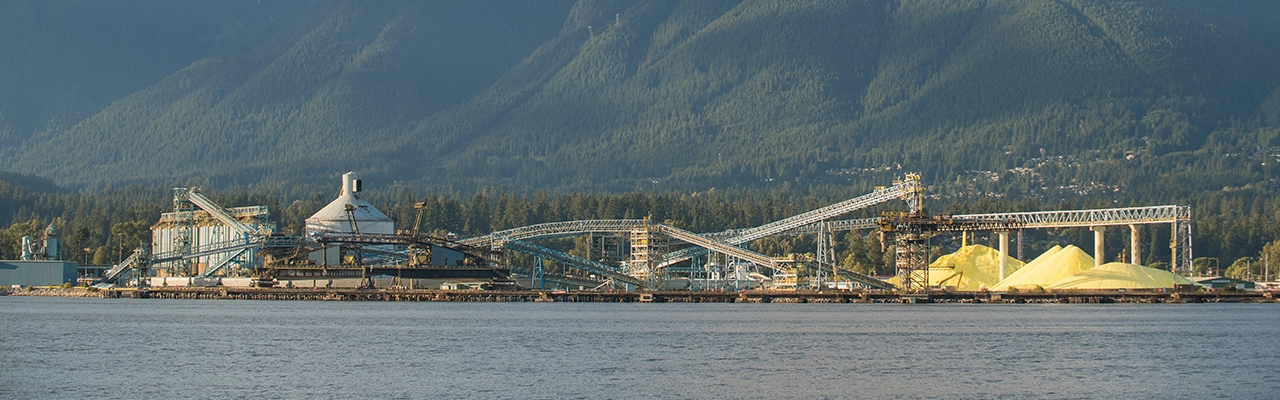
[
  {"x1": 1170, "y1": 219, "x2": 1193, "y2": 276},
  {"x1": 997, "y1": 231, "x2": 1010, "y2": 280},
  {"x1": 895, "y1": 234, "x2": 930, "y2": 292},
  {"x1": 1129, "y1": 224, "x2": 1141, "y2": 266},
  {"x1": 1016, "y1": 229, "x2": 1024, "y2": 261},
  {"x1": 1170, "y1": 223, "x2": 1177, "y2": 274},
  {"x1": 629, "y1": 218, "x2": 667, "y2": 288},
  {"x1": 1092, "y1": 226, "x2": 1106, "y2": 267}
]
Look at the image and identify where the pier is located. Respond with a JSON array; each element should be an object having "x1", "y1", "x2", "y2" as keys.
[{"x1": 6, "y1": 286, "x2": 1272, "y2": 304}]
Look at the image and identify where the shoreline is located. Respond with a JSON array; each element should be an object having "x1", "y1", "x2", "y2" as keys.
[{"x1": 2, "y1": 286, "x2": 1274, "y2": 304}]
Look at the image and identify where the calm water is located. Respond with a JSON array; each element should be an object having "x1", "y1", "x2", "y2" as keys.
[{"x1": 2, "y1": 297, "x2": 1278, "y2": 399}]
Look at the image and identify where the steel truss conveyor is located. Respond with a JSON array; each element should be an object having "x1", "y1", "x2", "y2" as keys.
[
  {"x1": 451, "y1": 176, "x2": 926, "y2": 288},
  {"x1": 793, "y1": 254, "x2": 897, "y2": 291},
  {"x1": 656, "y1": 175, "x2": 924, "y2": 269},
  {"x1": 463, "y1": 220, "x2": 805, "y2": 272},
  {"x1": 461, "y1": 176, "x2": 923, "y2": 268},
  {"x1": 460, "y1": 220, "x2": 647, "y2": 248},
  {"x1": 467, "y1": 221, "x2": 775, "y2": 283},
  {"x1": 654, "y1": 222, "x2": 891, "y2": 290},
  {"x1": 315, "y1": 232, "x2": 500, "y2": 261},
  {"x1": 101, "y1": 249, "x2": 147, "y2": 284},
  {"x1": 496, "y1": 240, "x2": 642, "y2": 287},
  {"x1": 180, "y1": 189, "x2": 271, "y2": 236},
  {"x1": 797, "y1": 206, "x2": 1191, "y2": 237}
]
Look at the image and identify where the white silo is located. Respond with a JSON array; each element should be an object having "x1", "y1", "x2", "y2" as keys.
[{"x1": 305, "y1": 172, "x2": 395, "y2": 235}]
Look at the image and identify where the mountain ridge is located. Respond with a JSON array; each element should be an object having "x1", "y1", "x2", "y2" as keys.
[{"x1": 1, "y1": 0, "x2": 1277, "y2": 197}]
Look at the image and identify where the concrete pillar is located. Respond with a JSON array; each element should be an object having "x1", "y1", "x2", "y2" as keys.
[
  {"x1": 997, "y1": 231, "x2": 1010, "y2": 279},
  {"x1": 1170, "y1": 222, "x2": 1178, "y2": 275},
  {"x1": 1129, "y1": 224, "x2": 1141, "y2": 266},
  {"x1": 1092, "y1": 226, "x2": 1107, "y2": 266}
]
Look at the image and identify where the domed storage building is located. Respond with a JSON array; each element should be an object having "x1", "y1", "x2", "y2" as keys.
[{"x1": 305, "y1": 172, "x2": 394, "y2": 235}]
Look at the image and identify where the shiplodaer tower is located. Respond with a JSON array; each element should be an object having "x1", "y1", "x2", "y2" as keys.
[{"x1": 305, "y1": 172, "x2": 395, "y2": 235}]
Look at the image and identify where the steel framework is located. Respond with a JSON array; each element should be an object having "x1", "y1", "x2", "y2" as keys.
[
  {"x1": 497, "y1": 239, "x2": 640, "y2": 286},
  {"x1": 894, "y1": 234, "x2": 931, "y2": 292},
  {"x1": 181, "y1": 189, "x2": 270, "y2": 235},
  {"x1": 814, "y1": 221, "x2": 834, "y2": 288},
  {"x1": 532, "y1": 256, "x2": 545, "y2": 290},
  {"x1": 172, "y1": 188, "x2": 195, "y2": 276},
  {"x1": 952, "y1": 205, "x2": 1190, "y2": 229},
  {"x1": 877, "y1": 205, "x2": 1195, "y2": 290},
  {"x1": 101, "y1": 249, "x2": 144, "y2": 284},
  {"x1": 154, "y1": 188, "x2": 273, "y2": 277},
  {"x1": 460, "y1": 220, "x2": 646, "y2": 248},
  {"x1": 655, "y1": 175, "x2": 924, "y2": 269}
]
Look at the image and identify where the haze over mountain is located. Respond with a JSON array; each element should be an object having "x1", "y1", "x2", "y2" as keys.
[{"x1": 2, "y1": 0, "x2": 1279, "y2": 197}]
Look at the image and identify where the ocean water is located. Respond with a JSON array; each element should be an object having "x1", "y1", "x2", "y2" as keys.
[{"x1": 1, "y1": 297, "x2": 1278, "y2": 399}]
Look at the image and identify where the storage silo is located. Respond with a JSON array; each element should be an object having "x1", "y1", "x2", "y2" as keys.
[
  {"x1": 150, "y1": 205, "x2": 273, "y2": 276},
  {"x1": 305, "y1": 172, "x2": 395, "y2": 235}
]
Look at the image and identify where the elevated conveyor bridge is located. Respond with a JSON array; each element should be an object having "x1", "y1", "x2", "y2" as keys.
[
  {"x1": 180, "y1": 189, "x2": 271, "y2": 235},
  {"x1": 460, "y1": 220, "x2": 647, "y2": 248},
  {"x1": 101, "y1": 249, "x2": 146, "y2": 284},
  {"x1": 452, "y1": 176, "x2": 928, "y2": 288},
  {"x1": 496, "y1": 240, "x2": 642, "y2": 287}
]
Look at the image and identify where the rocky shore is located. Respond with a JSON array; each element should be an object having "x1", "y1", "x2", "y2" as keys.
[{"x1": 1, "y1": 287, "x2": 103, "y2": 298}]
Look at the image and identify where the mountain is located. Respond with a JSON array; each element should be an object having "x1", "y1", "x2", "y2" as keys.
[
  {"x1": 2, "y1": 0, "x2": 575, "y2": 187},
  {"x1": 0, "y1": 0, "x2": 310, "y2": 148},
  {"x1": 2, "y1": 0, "x2": 1279, "y2": 196}
]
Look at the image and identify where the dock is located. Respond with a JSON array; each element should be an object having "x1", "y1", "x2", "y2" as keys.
[{"x1": 20, "y1": 287, "x2": 1265, "y2": 303}]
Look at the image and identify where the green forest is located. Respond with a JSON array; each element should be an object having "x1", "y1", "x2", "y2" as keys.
[{"x1": 2, "y1": 1, "x2": 1280, "y2": 280}]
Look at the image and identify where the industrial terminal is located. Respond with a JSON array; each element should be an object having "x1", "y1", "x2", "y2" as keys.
[{"x1": 2, "y1": 172, "x2": 1275, "y2": 303}]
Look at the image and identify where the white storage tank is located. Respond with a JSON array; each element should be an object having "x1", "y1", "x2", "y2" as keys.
[{"x1": 305, "y1": 172, "x2": 395, "y2": 235}]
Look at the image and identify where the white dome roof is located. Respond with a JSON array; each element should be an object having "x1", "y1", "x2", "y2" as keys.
[{"x1": 305, "y1": 172, "x2": 395, "y2": 235}]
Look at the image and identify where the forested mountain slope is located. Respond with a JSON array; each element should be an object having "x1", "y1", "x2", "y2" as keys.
[
  {"x1": 2, "y1": 0, "x2": 575, "y2": 187},
  {"x1": 2, "y1": 0, "x2": 1279, "y2": 198},
  {"x1": 0, "y1": 0, "x2": 310, "y2": 152},
  {"x1": 411, "y1": 0, "x2": 1280, "y2": 192}
]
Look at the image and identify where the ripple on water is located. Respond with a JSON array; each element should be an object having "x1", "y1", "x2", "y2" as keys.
[{"x1": 1, "y1": 299, "x2": 1278, "y2": 399}]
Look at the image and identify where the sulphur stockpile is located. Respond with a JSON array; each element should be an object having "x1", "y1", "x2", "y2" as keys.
[
  {"x1": 990, "y1": 245, "x2": 1094, "y2": 291},
  {"x1": 887, "y1": 243, "x2": 1195, "y2": 291},
  {"x1": 1047, "y1": 262, "x2": 1195, "y2": 290},
  {"x1": 924, "y1": 245, "x2": 1024, "y2": 291}
]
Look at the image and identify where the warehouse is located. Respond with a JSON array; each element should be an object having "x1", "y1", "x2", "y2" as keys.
[{"x1": 1, "y1": 261, "x2": 78, "y2": 287}]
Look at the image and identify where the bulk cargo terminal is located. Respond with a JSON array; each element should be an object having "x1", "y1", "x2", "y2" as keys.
[{"x1": 4, "y1": 172, "x2": 1273, "y2": 303}]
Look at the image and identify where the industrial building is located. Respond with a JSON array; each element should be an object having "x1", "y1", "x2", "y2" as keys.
[
  {"x1": 0, "y1": 225, "x2": 78, "y2": 287},
  {"x1": 1, "y1": 261, "x2": 78, "y2": 287},
  {"x1": 95, "y1": 172, "x2": 510, "y2": 290},
  {"x1": 1192, "y1": 276, "x2": 1256, "y2": 290},
  {"x1": 151, "y1": 202, "x2": 274, "y2": 276}
]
